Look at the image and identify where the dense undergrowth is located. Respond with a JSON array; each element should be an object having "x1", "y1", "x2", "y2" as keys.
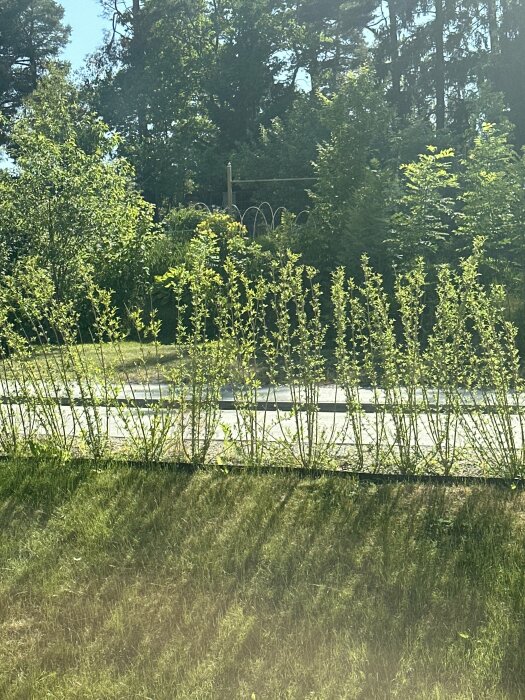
[
  {"x1": 0, "y1": 458, "x2": 524, "y2": 698},
  {"x1": 1, "y1": 237, "x2": 525, "y2": 476}
]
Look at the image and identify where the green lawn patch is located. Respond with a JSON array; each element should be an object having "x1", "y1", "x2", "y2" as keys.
[
  {"x1": 0, "y1": 459, "x2": 524, "y2": 698},
  {"x1": 13, "y1": 341, "x2": 181, "y2": 384}
]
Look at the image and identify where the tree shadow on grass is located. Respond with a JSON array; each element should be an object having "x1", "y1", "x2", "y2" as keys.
[
  {"x1": 112, "y1": 347, "x2": 181, "y2": 382},
  {"x1": 1, "y1": 467, "x2": 525, "y2": 698},
  {"x1": 193, "y1": 478, "x2": 525, "y2": 698},
  {"x1": 0, "y1": 457, "x2": 94, "y2": 529}
]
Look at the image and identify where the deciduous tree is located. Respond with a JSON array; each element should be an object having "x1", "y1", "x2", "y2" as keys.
[{"x1": 0, "y1": 68, "x2": 155, "y2": 311}]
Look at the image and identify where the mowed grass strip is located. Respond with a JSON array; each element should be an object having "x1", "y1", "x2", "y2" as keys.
[
  {"x1": 0, "y1": 460, "x2": 524, "y2": 699},
  {"x1": 9, "y1": 341, "x2": 182, "y2": 384}
]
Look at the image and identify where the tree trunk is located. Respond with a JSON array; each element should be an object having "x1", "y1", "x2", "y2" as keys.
[
  {"x1": 27, "y1": 2, "x2": 38, "y2": 90},
  {"x1": 435, "y1": 0, "x2": 446, "y2": 130},
  {"x1": 388, "y1": 0, "x2": 402, "y2": 116},
  {"x1": 130, "y1": 0, "x2": 147, "y2": 138},
  {"x1": 486, "y1": 0, "x2": 499, "y2": 53}
]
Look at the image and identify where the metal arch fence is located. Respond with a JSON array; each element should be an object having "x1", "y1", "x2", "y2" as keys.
[{"x1": 192, "y1": 201, "x2": 310, "y2": 236}]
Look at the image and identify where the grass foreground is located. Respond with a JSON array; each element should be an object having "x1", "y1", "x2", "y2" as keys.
[{"x1": 1, "y1": 460, "x2": 525, "y2": 698}]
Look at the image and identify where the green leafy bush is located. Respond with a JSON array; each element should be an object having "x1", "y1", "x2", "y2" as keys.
[{"x1": 0, "y1": 68, "x2": 156, "y2": 317}]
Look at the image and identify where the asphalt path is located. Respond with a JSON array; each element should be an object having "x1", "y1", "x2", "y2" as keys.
[{"x1": 1, "y1": 382, "x2": 523, "y2": 451}]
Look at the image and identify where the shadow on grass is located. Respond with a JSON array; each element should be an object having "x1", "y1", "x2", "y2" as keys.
[
  {"x1": 112, "y1": 346, "x2": 181, "y2": 380},
  {"x1": 0, "y1": 463, "x2": 524, "y2": 698},
  {"x1": 0, "y1": 458, "x2": 94, "y2": 528}
]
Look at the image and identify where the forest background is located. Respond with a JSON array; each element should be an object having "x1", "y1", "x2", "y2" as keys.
[{"x1": 1, "y1": 0, "x2": 525, "y2": 337}]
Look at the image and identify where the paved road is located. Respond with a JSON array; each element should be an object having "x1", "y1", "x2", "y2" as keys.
[
  {"x1": 2, "y1": 379, "x2": 524, "y2": 405},
  {"x1": 1, "y1": 383, "x2": 523, "y2": 452}
]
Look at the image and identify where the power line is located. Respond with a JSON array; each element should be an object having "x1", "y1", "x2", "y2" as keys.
[
  {"x1": 232, "y1": 177, "x2": 318, "y2": 184},
  {"x1": 226, "y1": 162, "x2": 317, "y2": 211}
]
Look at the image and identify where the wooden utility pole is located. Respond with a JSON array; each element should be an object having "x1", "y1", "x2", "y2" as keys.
[{"x1": 226, "y1": 162, "x2": 233, "y2": 213}]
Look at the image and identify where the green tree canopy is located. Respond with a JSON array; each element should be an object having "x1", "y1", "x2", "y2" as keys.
[
  {"x1": 87, "y1": 0, "x2": 215, "y2": 209},
  {"x1": 305, "y1": 68, "x2": 395, "y2": 280},
  {"x1": 457, "y1": 122, "x2": 525, "y2": 283},
  {"x1": 0, "y1": 0, "x2": 69, "y2": 128},
  {"x1": 389, "y1": 146, "x2": 458, "y2": 267},
  {"x1": 0, "y1": 68, "x2": 156, "y2": 311}
]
